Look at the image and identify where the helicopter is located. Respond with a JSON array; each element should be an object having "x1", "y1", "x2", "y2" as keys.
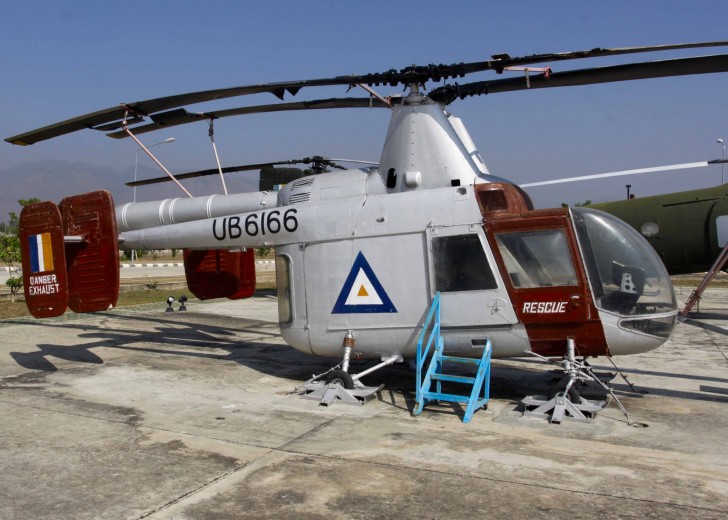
[{"x1": 6, "y1": 41, "x2": 728, "y2": 410}]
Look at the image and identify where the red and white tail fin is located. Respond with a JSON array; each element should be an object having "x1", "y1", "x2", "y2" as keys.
[{"x1": 19, "y1": 190, "x2": 119, "y2": 318}]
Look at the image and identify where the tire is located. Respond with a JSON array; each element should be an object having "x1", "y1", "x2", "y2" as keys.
[
  {"x1": 548, "y1": 377, "x2": 582, "y2": 404},
  {"x1": 325, "y1": 369, "x2": 355, "y2": 390}
]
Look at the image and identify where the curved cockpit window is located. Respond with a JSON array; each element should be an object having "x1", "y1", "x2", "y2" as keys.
[{"x1": 572, "y1": 208, "x2": 676, "y2": 316}]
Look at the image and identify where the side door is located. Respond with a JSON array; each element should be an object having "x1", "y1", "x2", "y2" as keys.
[
  {"x1": 484, "y1": 211, "x2": 607, "y2": 357},
  {"x1": 427, "y1": 224, "x2": 517, "y2": 328}
]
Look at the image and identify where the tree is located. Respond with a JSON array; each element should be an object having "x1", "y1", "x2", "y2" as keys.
[
  {"x1": 2, "y1": 199, "x2": 40, "y2": 236},
  {"x1": 0, "y1": 234, "x2": 22, "y2": 302},
  {"x1": 5, "y1": 275, "x2": 22, "y2": 302},
  {"x1": 561, "y1": 200, "x2": 592, "y2": 208},
  {"x1": 6, "y1": 211, "x2": 18, "y2": 235},
  {"x1": 0, "y1": 234, "x2": 20, "y2": 264},
  {"x1": 0, "y1": 198, "x2": 40, "y2": 302}
]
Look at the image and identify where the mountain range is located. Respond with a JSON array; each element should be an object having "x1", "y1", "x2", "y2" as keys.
[{"x1": 0, "y1": 160, "x2": 258, "y2": 224}]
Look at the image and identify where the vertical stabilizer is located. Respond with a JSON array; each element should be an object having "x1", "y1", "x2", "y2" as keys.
[{"x1": 19, "y1": 202, "x2": 68, "y2": 318}]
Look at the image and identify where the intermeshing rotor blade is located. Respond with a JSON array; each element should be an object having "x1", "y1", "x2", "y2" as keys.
[
  {"x1": 486, "y1": 41, "x2": 728, "y2": 68},
  {"x1": 520, "y1": 161, "x2": 716, "y2": 188},
  {"x1": 106, "y1": 97, "x2": 394, "y2": 139},
  {"x1": 127, "y1": 161, "x2": 298, "y2": 187},
  {"x1": 430, "y1": 54, "x2": 728, "y2": 104},
  {"x1": 326, "y1": 158, "x2": 379, "y2": 166},
  {"x1": 126, "y1": 155, "x2": 371, "y2": 187},
  {"x1": 7, "y1": 41, "x2": 728, "y2": 146}
]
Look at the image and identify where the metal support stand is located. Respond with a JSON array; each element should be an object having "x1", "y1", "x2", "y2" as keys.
[
  {"x1": 522, "y1": 394, "x2": 605, "y2": 424},
  {"x1": 207, "y1": 119, "x2": 229, "y2": 195},
  {"x1": 680, "y1": 239, "x2": 728, "y2": 319},
  {"x1": 521, "y1": 339, "x2": 631, "y2": 424},
  {"x1": 300, "y1": 378, "x2": 384, "y2": 406},
  {"x1": 297, "y1": 333, "x2": 401, "y2": 406},
  {"x1": 121, "y1": 109, "x2": 192, "y2": 198}
]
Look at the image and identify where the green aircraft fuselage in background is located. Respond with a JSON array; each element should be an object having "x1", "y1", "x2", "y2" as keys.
[{"x1": 594, "y1": 184, "x2": 728, "y2": 275}]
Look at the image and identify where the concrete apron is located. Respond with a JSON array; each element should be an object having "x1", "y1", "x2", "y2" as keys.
[{"x1": 0, "y1": 289, "x2": 726, "y2": 519}]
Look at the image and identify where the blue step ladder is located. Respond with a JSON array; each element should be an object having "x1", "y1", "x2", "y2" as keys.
[{"x1": 413, "y1": 292, "x2": 492, "y2": 424}]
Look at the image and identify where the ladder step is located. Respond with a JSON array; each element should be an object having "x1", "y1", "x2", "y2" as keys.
[
  {"x1": 422, "y1": 391, "x2": 470, "y2": 404},
  {"x1": 439, "y1": 355, "x2": 480, "y2": 365},
  {"x1": 431, "y1": 373, "x2": 476, "y2": 384},
  {"x1": 414, "y1": 293, "x2": 491, "y2": 423}
]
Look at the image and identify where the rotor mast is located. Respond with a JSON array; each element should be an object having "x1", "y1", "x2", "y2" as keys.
[{"x1": 377, "y1": 82, "x2": 485, "y2": 192}]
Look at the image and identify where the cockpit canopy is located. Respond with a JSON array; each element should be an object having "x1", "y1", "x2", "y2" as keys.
[{"x1": 572, "y1": 207, "x2": 677, "y2": 318}]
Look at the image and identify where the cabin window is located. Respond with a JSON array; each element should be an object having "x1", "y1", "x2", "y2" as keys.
[
  {"x1": 275, "y1": 255, "x2": 293, "y2": 324},
  {"x1": 495, "y1": 229, "x2": 578, "y2": 288},
  {"x1": 640, "y1": 222, "x2": 660, "y2": 238},
  {"x1": 432, "y1": 234, "x2": 497, "y2": 292}
]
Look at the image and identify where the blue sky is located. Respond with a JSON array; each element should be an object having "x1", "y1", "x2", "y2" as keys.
[{"x1": 2, "y1": 1, "x2": 728, "y2": 208}]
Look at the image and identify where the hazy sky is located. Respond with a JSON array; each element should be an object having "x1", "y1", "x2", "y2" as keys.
[{"x1": 2, "y1": 1, "x2": 728, "y2": 208}]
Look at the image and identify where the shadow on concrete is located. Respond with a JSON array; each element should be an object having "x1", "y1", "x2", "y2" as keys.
[
  {"x1": 682, "y1": 317, "x2": 728, "y2": 337},
  {"x1": 5, "y1": 310, "x2": 727, "y2": 409}
]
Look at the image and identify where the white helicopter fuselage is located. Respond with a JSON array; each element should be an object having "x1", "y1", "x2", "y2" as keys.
[{"x1": 118, "y1": 96, "x2": 678, "y2": 361}]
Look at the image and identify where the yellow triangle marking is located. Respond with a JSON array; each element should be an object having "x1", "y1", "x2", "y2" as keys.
[{"x1": 357, "y1": 285, "x2": 369, "y2": 297}]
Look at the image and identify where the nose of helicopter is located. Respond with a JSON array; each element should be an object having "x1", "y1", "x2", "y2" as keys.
[
  {"x1": 571, "y1": 207, "x2": 679, "y2": 355},
  {"x1": 599, "y1": 310, "x2": 677, "y2": 355}
]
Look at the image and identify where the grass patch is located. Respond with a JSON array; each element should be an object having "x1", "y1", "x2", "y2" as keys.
[
  {"x1": 0, "y1": 289, "x2": 177, "y2": 320},
  {"x1": 0, "y1": 275, "x2": 277, "y2": 321},
  {"x1": 0, "y1": 300, "x2": 31, "y2": 320},
  {"x1": 671, "y1": 275, "x2": 728, "y2": 287}
]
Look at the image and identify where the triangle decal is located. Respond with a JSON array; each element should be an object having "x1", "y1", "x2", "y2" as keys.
[{"x1": 332, "y1": 252, "x2": 397, "y2": 314}]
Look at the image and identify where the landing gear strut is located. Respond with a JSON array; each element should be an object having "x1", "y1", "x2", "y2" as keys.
[
  {"x1": 298, "y1": 331, "x2": 402, "y2": 406},
  {"x1": 522, "y1": 338, "x2": 612, "y2": 424},
  {"x1": 547, "y1": 375, "x2": 582, "y2": 404}
]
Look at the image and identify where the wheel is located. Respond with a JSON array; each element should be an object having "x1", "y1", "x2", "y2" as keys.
[
  {"x1": 325, "y1": 369, "x2": 355, "y2": 390},
  {"x1": 547, "y1": 377, "x2": 582, "y2": 404}
]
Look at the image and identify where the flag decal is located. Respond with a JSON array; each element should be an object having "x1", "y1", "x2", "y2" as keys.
[{"x1": 28, "y1": 232, "x2": 54, "y2": 273}]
